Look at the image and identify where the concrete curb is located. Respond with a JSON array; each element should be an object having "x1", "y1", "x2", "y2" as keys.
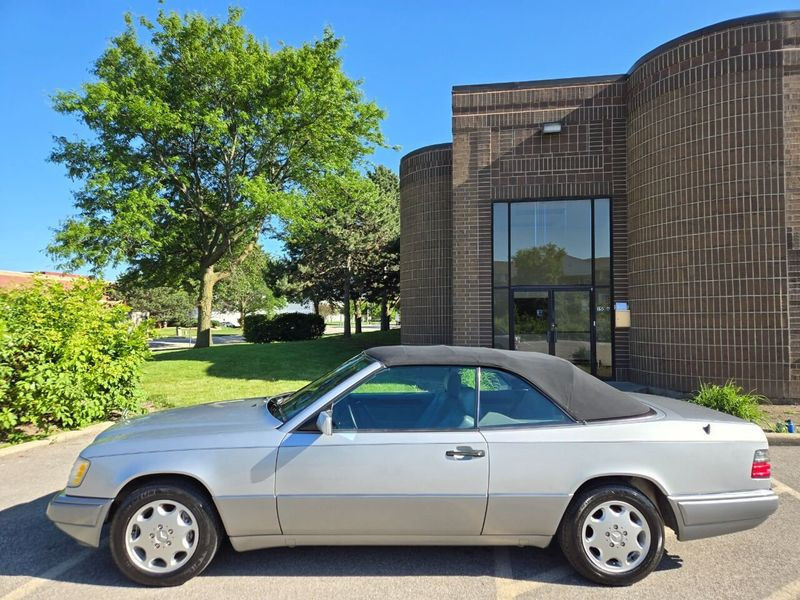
[
  {"x1": 767, "y1": 432, "x2": 800, "y2": 446},
  {"x1": 0, "y1": 421, "x2": 114, "y2": 458}
]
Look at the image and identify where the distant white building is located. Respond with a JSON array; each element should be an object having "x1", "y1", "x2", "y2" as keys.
[{"x1": 277, "y1": 302, "x2": 313, "y2": 314}]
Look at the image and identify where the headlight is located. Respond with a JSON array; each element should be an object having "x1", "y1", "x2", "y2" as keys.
[{"x1": 67, "y1": 457, "x2": 91, "y2": 488}]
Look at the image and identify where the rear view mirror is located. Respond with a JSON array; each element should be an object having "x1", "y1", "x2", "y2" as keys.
[{"x1": 316, "y1": 410, "x2": 333, "y2": 436}]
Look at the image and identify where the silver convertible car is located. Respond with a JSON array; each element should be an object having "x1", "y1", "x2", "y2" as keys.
[{"x1": 47, "y1": 345, "x2": 778, "y2": 587}]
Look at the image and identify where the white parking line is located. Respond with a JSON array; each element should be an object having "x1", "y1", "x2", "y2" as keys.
[
  {"x1": 772, "y1": 478, "x2": 800, "y2": 502},
  {"x1": 493, "y1": 546, "x2": 571, "y2": 599},
  {"x1": 758, "y1": 479, "x2": 800, "y2": 600},
  {"x1": 764, "y1": 577, "x2": 800, "y2": 600},
  {"x1": 0, "y1": 549, "x2": 92, "y2": 600}
]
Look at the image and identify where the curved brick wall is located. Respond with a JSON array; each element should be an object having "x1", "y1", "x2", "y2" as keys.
[
  {"x1": 626, "y1": 14, "x2": 800, "y2": 399},
  {"x1": 399, "y1": 143, "x2": 453, "y2": 345}
]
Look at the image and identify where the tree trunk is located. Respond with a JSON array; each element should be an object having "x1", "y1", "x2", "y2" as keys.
[
  {"x1": 195, "y1": 266, "x2": 219, "y2": 348},
  {"x1": 239, "y1": 301, "x2": 246, "y2": 330},
  {"x1": 343, "y1": 279, "x2": 351, "y2": 337},
  {"x1": 354, "y1": 299, "x2": 362, "y2": 334},
  {"x1": 313, "y1": 298, "x2": 320, "y2": 315},
  {"x1": 380, "y1": 293, "x2": 389, "y2": 331}
]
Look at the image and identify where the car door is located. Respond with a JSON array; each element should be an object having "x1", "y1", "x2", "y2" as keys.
[
  {"x1": 275, "y1": 365, "x2": 489, "y2": 536},
  {"x1": 477, "y1": 367, "x2": 577, "y2": 536}
]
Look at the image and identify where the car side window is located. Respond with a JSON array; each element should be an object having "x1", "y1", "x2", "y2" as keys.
[
  {"x1": 331, "y1": 366, "x2": 477, "y2": 431},
  {"x1": 478, "y1": 368, "x2": 571, "y2": 428}
]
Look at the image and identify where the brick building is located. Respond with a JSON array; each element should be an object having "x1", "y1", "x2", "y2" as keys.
[{"x1": 399, "y1": 12, "x2": 800, "y2": 402}]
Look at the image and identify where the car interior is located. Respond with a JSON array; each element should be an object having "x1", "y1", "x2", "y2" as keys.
[{"x1": 329, "y1": 366, "x2": 571, "y2": 431}]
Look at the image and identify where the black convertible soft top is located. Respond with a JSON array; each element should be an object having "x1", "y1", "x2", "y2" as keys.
[{"x1": 363, "y1": 345, "x2": 651, "y2": 422}]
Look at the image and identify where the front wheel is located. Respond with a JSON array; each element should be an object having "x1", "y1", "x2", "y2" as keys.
[
  {"x1": 110, "y1": 481, "x2": 221, "y2": 587},
  {"x1": 558, "y1": 484, "x2": 664, "y2": 586}
]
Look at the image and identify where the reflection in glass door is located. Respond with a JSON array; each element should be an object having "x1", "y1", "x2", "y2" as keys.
[
  {"x1": 512, "y1": 289, "x2": 593, "y2": 374},
  {"x1": 553, "y1": 291, "x2": 591, "y2": 374},
  {"x1": 512, "y1": 292, "x2": 549, "y2": 353}
]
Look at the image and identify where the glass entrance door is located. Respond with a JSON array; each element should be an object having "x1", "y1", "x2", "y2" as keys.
[
  {"x1": 512, "y1": 289, "x2": 593, "y2": 374},
  {"x1": 512, "y1": 291, "x2": 549, "y2": 353},
  {"x1": 552, "y1": 290, "x2": 591, "y2": 373}
]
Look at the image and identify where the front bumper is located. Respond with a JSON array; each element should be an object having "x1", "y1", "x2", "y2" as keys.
[
  {"x1": 46, "y1": 490, "x2": 113, "y2": 547},
  {"x1": 669, "y1": 488, "x2": 779, "y2": 541}
]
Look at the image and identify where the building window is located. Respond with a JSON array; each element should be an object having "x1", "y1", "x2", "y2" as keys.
[
  {"x1": 492, "y1": 198, "x2": 612, "y2": 378},
  {"x1": 594, "y1": 198, "x2": 611, "y2": 286},
  {"x1": 493, "y1": 203, "x2": 509, "y2": 287},
  {"x1": 510, "y1": 200, "x2": 592, "y2": 285}
]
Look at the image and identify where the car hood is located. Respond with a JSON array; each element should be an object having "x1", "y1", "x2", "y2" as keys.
[{"x1": 83, "y1": 398, "x2": 286, "y2": 457}]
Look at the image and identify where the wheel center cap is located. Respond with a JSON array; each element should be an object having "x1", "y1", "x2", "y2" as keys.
[
  {"x1": 610, "y1": 531, "x2": 622, "y2": 543},
  {"x1": 157, "y1": 529, "x2": 169, "y2": 542}
]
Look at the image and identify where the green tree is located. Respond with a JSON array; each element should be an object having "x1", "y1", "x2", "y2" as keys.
[
  {"x1": 269, "y1": 253, "x2": 338, "y2": 316},
  {"x1": 117, "y1": 284, "x2": 195, "y2": 327},
  {"x1": 364, "y1": 166, "x2": 399, "y2": 331},
  {"x1": 215, "y1": 245, "x2": 284, "y2": 325},
  {"x1": 47, "y1": 7, "x2": 385, "y2": 347},
  {"x1": 282, "y1": 170, "x2": 396, "y2": 337}
]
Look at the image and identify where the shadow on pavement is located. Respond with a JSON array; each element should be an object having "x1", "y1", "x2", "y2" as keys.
[
  {"x1": 0, "y1": 493, "x2": 683, "y2": 590},
  {"x1": 0, "y1": 493, "x2": 135, "y2": 588}
]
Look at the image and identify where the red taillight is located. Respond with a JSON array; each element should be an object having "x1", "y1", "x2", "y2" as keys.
[{"x1": 751, "y1": 449, "x2": 771, "y2": 479}]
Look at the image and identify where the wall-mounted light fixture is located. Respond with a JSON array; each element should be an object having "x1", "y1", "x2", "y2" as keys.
[{"x1": 541, "y1": 121, "x2": 562, "y2": 134}]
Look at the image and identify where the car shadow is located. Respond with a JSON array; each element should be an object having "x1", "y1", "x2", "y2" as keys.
[{"x1": 0, "y1": 493, "x2": 683, "y2": 591}]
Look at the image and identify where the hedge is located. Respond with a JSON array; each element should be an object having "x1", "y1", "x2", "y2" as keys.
[
  {"x1": 0, "y1": 279, "x2": 151, "y2": 442},
  {"x1": 243, "y1": 312, "x2": 325, "y2": 343}
]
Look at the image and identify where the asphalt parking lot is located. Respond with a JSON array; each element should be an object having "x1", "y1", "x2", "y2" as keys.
[{"x1": 1, "y1": 429, "x2": 799, "y2": 600}]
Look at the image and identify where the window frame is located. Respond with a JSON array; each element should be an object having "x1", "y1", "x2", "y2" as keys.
[
  {"x1": 475, "y1": 367, "x2": 576, "y2": 430},
  {"x1": 490, "y1": 196, "x2": 616, "y2": 379},
  {"x1": 292, "y1": 363, "x2": 578, "y2": 434}
]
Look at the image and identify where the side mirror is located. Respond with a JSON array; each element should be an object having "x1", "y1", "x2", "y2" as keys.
[{"x1": 316, "y1": 410, "x2": 333, "y2": 436}]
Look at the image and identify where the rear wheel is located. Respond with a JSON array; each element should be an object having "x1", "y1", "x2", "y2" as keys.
[
  {"x1": 558, "y1": 484, "x2": 664, "y2": 586},
  {"x1": 110, "y1": 481, "x2": 221, "y2": 587}
]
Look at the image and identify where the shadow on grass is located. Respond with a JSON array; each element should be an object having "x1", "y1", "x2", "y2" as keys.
[{"x1": 149, "y1": 329, "x2": 401, "y2": 383}]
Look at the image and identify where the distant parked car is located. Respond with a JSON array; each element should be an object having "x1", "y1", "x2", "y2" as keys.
[{"x1": 47, "y1": 346, "x2": 777, "y2": 587}]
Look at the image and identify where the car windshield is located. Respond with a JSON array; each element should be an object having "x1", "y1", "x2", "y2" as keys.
[{"x1": 269, "y1": 354, "x2": 374, "y2": 422}]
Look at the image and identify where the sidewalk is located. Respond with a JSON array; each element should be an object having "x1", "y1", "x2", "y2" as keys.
[{"x1": 148, "y1": 334, "x2": 246, "y2": 351}]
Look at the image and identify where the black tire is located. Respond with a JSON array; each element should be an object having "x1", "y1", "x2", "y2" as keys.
[
  {"x1": 110, "y1": 480, "x2": 222, "y2": 587},
  {"x1": 557, "y1": 484, "x2": 664, "y2": 586}
]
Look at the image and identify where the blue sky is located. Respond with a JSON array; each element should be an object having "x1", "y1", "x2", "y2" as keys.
[{"x1": 0, "y1": 0, "x2": 793, "y2": 278}]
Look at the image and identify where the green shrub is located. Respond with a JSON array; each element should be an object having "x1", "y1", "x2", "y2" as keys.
[
  {"x1": 242, "y1": 314, "x2": 271, "y2": 343},
  {"x1": 243, "y1": 312, "x2": 325, "y2": 343},
  {"x1": 0, "y1": 279, "x2": 151, "y2": 442},
  {"x1": 690, "y1": 380, "x2": 766, "y2": 423},
  {"x1": 269, "y1": 312, "x2": 325, "y2": 341}
]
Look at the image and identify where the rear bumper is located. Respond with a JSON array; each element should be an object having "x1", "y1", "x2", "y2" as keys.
[
  {"x1": 46, "y1": 490, "x2": 113, "y2": 547},
  {"x1": 669, "y1": 488, "x2": 778, "y2": 541}
]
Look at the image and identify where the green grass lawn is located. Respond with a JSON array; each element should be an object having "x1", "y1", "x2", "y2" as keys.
[{"x1": 142, "y1": 329, "x2": 400, "y2": 408}]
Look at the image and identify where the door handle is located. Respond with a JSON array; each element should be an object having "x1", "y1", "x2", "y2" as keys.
[{"x1": 446, "y1": 446, "x2": 486, "y2": 458}]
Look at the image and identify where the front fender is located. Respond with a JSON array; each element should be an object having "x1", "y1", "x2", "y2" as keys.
[{"x1": 71, "y1": 447, "x2": 281, "y2": 537}]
